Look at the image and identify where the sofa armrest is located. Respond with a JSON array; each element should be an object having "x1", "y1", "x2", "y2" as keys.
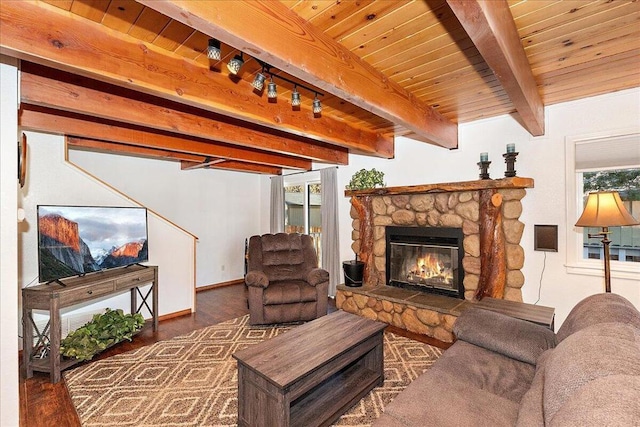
[
  {"x1": 454, "y1": 308, "x2": 557, "y2": 365},
  {"x1": 245, "y1": 270, "x2": 269, "y2": 288},
  {"x1": 306, "y1": 268, "x2": 329, "y2": 287}
]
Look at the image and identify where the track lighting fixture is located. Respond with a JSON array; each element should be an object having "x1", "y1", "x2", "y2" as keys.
[
  {"x1": 252, "y1": 72, "x2": 266, "y2": 91},
  {"x1": 313, "y1": 95, "x2": 322, "y2": 114},
  {"x1": 267, "y1": 79, "x2": 278, "y2": 99},
  {"x1": 208, "y1": 53, "x2": 323, "y2": 116},
  {"x1": 207, "y1": 39, "x2": 221, "y2": 61},
  {"x1": 227, "y1": 53, "x2": 244, "y2": 75},
  {"x1": 291, "y1": 86, "x2": 301, "y2": 107}
]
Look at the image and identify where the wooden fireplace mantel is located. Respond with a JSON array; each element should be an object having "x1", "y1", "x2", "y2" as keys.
[{"x1": 345, "y1": 177, "x2": 534, "y2": 197}]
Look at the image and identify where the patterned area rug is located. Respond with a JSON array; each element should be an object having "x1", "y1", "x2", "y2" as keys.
[{"x1": 64, "y1": 314, "x2": 442, "y2": 426}]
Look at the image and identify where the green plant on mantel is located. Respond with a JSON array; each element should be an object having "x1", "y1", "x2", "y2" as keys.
[
  {"x1": 60, "y1": 308, "x2": 145, "y2": 361},
  {"x1": 346, "y1": 168, "x2": 385, "y2": 190}
]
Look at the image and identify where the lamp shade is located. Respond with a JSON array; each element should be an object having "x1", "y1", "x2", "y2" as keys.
[
  {"x1": 227, "y1": 54, "x2": 244, "y2": 75},
  {"x1": 267, "y1": 81, "x2": 277, "y2": 99},
  {"x1": 575, "y1": 191, "x2": 639, "y2": 227},
  {"x1": 291, "y1": 88, "x2": 301, "y2": 106},
  {"x1": 252, "y1": 72, "x2": 266, "y2": 91},
  {"x1": 207, "y1": 39, "x2": 221, "y2": 61},
  {"x1": 312, "y1": 97, "x2": 322, "y2": 114}
]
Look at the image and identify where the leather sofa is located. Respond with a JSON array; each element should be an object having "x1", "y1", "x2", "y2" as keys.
[
  {"x1": 245, "y1": 233, "x2": 329, "y2": 325},
  {"x1": 373, "y1": 293, "x2": 640, "y2": 426}
]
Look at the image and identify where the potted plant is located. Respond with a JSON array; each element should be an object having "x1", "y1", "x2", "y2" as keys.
[
  {"x1": 60, "y1": 308, "x2": 145, "y2": 361},
  {"x1": 345, "y1": 168, "x2": 385, "y2": 190}
]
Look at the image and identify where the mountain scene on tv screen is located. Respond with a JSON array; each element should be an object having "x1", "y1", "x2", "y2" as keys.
[{"x1": 38, "y1": 207, "x2": 147, "y2": 282}]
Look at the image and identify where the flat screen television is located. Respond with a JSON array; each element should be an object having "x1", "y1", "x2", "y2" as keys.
[{"x1": 37, "y1": 205, "x2": 149, "y2": 283}]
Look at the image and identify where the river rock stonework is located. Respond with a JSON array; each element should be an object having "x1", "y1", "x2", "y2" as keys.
[
  {"x1": 341, "y1": 179, "x2": 534, "y2": 341},
  {"x1": 336, "y1": 289, "x2": 457, "y2": 342},
  {"x1": 350, "y1": 189, "x2": 527, "y2": 302}
]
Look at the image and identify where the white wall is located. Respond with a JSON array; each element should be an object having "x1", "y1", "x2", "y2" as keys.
[
  {"x1": 1, "y1": 56, "x2": 20, "y2": 427},
  {"x1": 19, "y1": 133, "x2": 195, "y2": 319},
  {"x1": 264, "y1": 87, "x2": 640, "y2": 328},
  {"x1": 69, "y1": 150, "x2": 262, "y2": 287}
]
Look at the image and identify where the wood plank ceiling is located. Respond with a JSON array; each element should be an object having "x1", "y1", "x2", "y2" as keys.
[{"x1": 1, "y1": 0, "x2": 639, "y2": 174}]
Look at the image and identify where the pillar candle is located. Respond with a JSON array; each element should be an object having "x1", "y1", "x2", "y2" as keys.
[
  {"x1": 506, "y1": 143, "x2": 516, "y2": 153},
  {"x1": 480, "y1": 152, "x2": 488, "y2": 162}
]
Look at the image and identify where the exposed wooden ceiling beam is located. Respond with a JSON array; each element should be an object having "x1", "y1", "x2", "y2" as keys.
[
  {"x1": 181, "y1": 158, "x2": 227, "y2": 170},
  {"x1": 0, "y1": 0, "x2": 392, "y2": 157},
  {"x1": 209, "y1": 161, "x2": 282, "y2": 175},
  {"x1": 137, "y1": 0, "x2": 458, "y2": 149},
  {"x1": 68, "y1": 136, "x2": 205, "y2": 163},
  {"x1": 19, "y1": 105, "x2": 312, "y2": 171},
  {"x1": 67, "y1": 137, "x2": 280, "y2": 175},
  {"x1": 446, "y1": 0, "x2": 545, "y2": 136},
  {"x1": 20, "y1": 63, "x2": 345, "y2": 165},
  {"x1": 181, "y1": 160, "x2": 281, "y2": 175}
]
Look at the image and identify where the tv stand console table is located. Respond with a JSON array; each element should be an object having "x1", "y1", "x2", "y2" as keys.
[{"x1": 22, "y1": 264, "x2": 158, "y2": 383}]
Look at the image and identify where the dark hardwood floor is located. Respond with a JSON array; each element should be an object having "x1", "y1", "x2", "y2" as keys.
[{"x1": 19, "y1": 283, "x2": 448, "y2": 427}]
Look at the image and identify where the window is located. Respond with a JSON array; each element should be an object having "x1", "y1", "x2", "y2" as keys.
[
  {"x1": 580, "y1": 168, "x2": 640, "y2": 263},
  {"x1": 284, "y1": 172, "x2": 322, "y2": 266},
  {"x1": 566, "y1": 130, "x2": 640, "y2": 279}
]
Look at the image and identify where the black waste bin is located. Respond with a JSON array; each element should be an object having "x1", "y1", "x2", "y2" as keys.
[{"x1": 342, "y1": 260, "x2": 364, "y2": 287}]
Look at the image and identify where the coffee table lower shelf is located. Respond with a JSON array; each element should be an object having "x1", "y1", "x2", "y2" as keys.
[{"x1": 290, "y1": 364, "x2": 381, "y2": 426}]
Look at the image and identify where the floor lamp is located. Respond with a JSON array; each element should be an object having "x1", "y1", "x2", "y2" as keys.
[{"x1": 575, "y1": 191, "x2": 639, "y2": 293}]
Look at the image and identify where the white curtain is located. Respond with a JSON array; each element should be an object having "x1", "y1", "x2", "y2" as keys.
[
  {"x1": 321, "y1": 167, "x2": 340, "y2": 296},
  {"x1": 270, "y1": 175, "x2": 284, "y2": 233}
]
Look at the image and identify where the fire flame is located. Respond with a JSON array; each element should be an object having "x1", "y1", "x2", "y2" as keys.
[{"x1": 407, "y1": 253, "x2": 453, "y2": 284}]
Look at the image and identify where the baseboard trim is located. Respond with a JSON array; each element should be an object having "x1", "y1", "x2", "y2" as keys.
[
  {"x1": 196, "y1": 279, "x2": 244, "y2": 292},
  {"x1": 158, "y1": 309, "x2": 191, "y2": 321}
]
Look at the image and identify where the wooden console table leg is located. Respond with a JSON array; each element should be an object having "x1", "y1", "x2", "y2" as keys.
[
  {"x1": 152, "y1": 272, "x2": 158, "y2": 331},
  {"x1": 23, "y1": 306, "x2": 33, "y2": 379},
  {"x1": 130, "y1": 287, "x2": 137, "y2": 318},
  {"x1": 49, "y1": 296, "x2": 62, "y2": 383}
]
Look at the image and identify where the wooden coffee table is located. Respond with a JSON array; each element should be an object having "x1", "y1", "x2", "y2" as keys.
[{"x1": 232, "y1": 310, "x2": 387, "y2": 427}]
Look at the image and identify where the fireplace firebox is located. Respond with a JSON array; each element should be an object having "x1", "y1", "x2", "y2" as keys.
[{"x1": 385, "y1": 226, "x2": 465, "y2": 299}]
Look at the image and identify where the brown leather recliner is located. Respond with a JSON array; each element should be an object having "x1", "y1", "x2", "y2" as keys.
[{"x1": 245, "y1": 233, "x2": 329, "y2": 325}]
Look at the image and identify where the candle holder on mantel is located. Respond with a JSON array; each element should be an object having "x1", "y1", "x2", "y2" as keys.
[
  {"x1": 477, "y1": 160, "x2": 491, "y2": 180},
  {"x1": 503, "y1": 152, "x2": 519, "y2": 177}
]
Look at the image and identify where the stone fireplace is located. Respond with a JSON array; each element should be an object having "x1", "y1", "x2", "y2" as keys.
[
  {"x1": 386, "y1": 226, "x2": 464, "y2": 299},
  {"x1": 336, "y1": 177, "x2": 534, "y2": 342}
]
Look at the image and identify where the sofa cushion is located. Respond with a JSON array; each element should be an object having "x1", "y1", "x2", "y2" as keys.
[
  {"x1": 543, "y1": 322, "x2": 640, "y2": 424},
  {"x1": 549, "y1": 375, "x2": 640, "y2": 426},
  {"x1": 515, "y1": 349, "x2": 552, "y2": 427},
  {"x1": 430, "y1": 341, "x2": 536, "y2": 403},
  {"x1": 263, "y1": 280, "x2": 317, "y2": 304},
  {"x1": 556, "y1": 293, "x2": 640, "y2": 342},
  {"x1": 263, "y1": 301, "x2": 318, "y2": 324},
  {"x1": 261, "y1": 232, "x2": 303, "y2": 252},
  {"x1": 454, "y1": 308, "x2": 557, "y2": 365},
  {"x1": 374, "y1": 365, "x2": 520, "y2": 427}
]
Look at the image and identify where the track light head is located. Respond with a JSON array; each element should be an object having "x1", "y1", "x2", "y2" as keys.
[
  {"x1": 267, "y1": 80, "x2": 277, "y2": 99},
  {"x1": 252, "y1": 72, "x2": 266, "y2": 91},
  {"x1": 227, "y1": 53, "x2": 244, "y2": 75},
  {"x1": 207, "y1": 39, "x2": 221, "y2": 61},
  {"x1": 291, "y1": 87, "x2": 301, "y2": 107},
  {"x1": 313, "y1": 96, "x2": 322, "y2": 114}
]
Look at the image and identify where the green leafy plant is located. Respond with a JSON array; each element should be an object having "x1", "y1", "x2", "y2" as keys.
[
  {"x1": 60, "y1": 308, "x2": 145, "y2": 361},
  {"x1": 346, "y1": 168, "x2": 385, "y2": 190}
]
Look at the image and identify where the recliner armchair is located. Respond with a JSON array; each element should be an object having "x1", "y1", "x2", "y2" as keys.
[{"x1": 245, "y1": 233, "x2": 329, "y2": 325}]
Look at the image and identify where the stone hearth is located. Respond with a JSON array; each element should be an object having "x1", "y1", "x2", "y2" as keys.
[{"x1": 337, "y1": 177, "x2": 534, "y2": 341}]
